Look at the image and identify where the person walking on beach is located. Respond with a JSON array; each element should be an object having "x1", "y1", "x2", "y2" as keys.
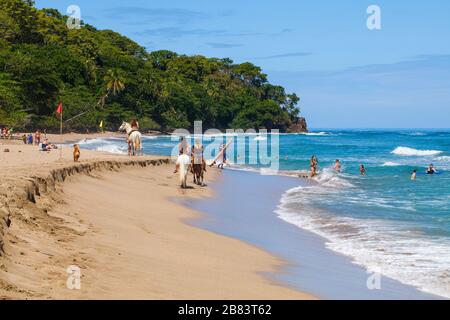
[
  {"x1": 360, "y1": 164, "x2": 366, "y2": 176},
  {"x1": 174, "y1": 136, "x2": 190, "y2": 173},
  {"x1": 218, "y1": 144, "x2": 227, "y2": 169},
  {"x1": 334, "y1": 159, "x2": 342, "y2": 172},
  {"x1": 191, "y1": 139, "x2": 206, "y2": 185}
]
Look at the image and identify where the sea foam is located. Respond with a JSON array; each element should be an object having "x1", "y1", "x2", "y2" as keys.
[
  {"x1": 276, "y1": 183, "x2": 450, "y2": 299},
  {"x1": 381, "y1": 161, "x2": 402, "y2": 166},
  {"x1": 391, "y1": 146, "x2": 443, "y2": 156}
]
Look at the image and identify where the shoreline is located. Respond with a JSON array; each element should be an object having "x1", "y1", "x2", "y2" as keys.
[
  {"x1": 3, "y1": 132, "x2": 445, "y2": 299},
  {"x1": 0, "y1": 136, "x2": 313, "y2": 299},
  {"x1": 187, "y1": 169, "x2": 441, "y2": 300}
]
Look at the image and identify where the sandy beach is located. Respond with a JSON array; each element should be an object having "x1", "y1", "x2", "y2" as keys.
[{"x1": 0, "y1": 135, "x2": 313, "y2": 299}]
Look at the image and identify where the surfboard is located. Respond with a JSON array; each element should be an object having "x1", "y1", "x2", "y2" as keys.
[{"x1": 207, "y1": 140, "x2": 233, "y2": 166}]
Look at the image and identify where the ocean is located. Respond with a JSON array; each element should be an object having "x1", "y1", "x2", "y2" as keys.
[{"x1": 77, "y1": 129, "x2": 450, "y2": 298}]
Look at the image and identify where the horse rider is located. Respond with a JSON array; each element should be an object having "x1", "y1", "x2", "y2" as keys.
[{"x1": 127, "y1": 119, "x2": 139, "y2": 154}]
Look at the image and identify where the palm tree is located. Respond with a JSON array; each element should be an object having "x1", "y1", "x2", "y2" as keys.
[
  {"x1": 85, "y1": 58, "x2": 98, "y2": 84},
  {"x1": 104, "y1": 69, "x2": 125, "y2": 95}
]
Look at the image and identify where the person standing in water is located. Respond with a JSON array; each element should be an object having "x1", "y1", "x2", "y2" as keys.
[
  {"x1": 309, "y1": 155, "x2": 318, "y2": 178},
  {"x1": 334, "y1": 159, "x2": 342, "y2": 172},
  {"x1": 411, "y1": 169, "x2": 417, "y2": 180},
  {"x1": 426, "y1": 164, "x2": 437, "y2": 175},
  {"x1": 360, "y1": 164, "x2": 366, "y2": 176}
]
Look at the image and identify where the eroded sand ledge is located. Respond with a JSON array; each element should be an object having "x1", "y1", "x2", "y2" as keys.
[{"x1": 0, "y1": 158, "x2": 169, "y2": 257}]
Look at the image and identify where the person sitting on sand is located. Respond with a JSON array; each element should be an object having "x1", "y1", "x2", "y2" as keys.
[
  {"x1": 411, "y1": 169, "x2": 417, "y2": 180},
  {"x1": 360, "y1": 164, "x2": 366, "y2": 176},
  {"x1": 426, "y1": 164, "x2": 437, "y2": 175},
  {"x1": 41, "y1": 139, "x2": 52, "y2": 152},
  {"x1": 334, "y1": 159, "x2": 342, "y2": 172}
]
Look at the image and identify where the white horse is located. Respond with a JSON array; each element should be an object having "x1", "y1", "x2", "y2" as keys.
[
  {"x1": 119, "y1": 121, "x2": 142, "y2": 156},
  {"x1": 176, "y1": 153, "x2": 191, "y2": 188}
]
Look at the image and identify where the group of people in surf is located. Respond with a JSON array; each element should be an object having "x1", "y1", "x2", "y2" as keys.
[
  {"x1": 310, "y1": 157, "x2": 366, "y2": 178},
  {"x1": 411, "y1": 164, "x2": 438, "y2": 180},
  {"x1": 332, "y1": 159, "x2": 366, "y2": 176},
  {"x1": 310, "y1": 157, "x2": 437, "y2": 180}
]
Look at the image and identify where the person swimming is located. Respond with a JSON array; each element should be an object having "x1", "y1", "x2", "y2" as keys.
[
  {"x1": 426, "y1": 164, "x2": 437, "y2": 175},
  {"x1": 334, "y1": 159, "x2": 342, "y2": 172},
  {"x1": 360, "y1": 164, "x2": 366, "y2": 176}
]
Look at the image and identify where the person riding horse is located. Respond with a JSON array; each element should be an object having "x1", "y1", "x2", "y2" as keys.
[
  {"x1": 127, "y1": 119, "x2": 139, "y2": 154},
  {"x1": 191, "y1": 139, "x2": 206, "y2": 186}
]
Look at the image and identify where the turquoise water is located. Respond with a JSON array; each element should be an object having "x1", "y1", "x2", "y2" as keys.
[{"x1": 78, "y1": 129, "x2": 450, "y2": 298}]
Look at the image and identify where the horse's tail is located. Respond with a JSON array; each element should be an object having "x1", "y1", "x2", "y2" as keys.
[
  {"x1": 179, "y1": 161, "x2": 187, "y2": 187},
  {"x1": 135, "y1": 136, "x2": 141, "y2": 155}
]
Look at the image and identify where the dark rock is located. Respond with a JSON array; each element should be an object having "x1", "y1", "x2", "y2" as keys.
[{"x1": 287, "y1": 117, "x2": 308, "y2": 133}]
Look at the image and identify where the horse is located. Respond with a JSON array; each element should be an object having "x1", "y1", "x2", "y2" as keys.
[
  {"x1": 191, "y1": 157, "x2": 206, "y2": 186},
  {"x1": 177, "y1": 154, "x2": 190, "y2": 188},
  {"x1": 118, "y1": 121, "x2": 142, "y2": 156}
]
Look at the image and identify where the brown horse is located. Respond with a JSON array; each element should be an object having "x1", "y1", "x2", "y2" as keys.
[{"x1": 192, "y1": 159, "x2": 207, "y2": 186}]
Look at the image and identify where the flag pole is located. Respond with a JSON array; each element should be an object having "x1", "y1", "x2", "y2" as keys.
[{"x1": 59, "y1": 103, "x2": 63, "y2": 160}]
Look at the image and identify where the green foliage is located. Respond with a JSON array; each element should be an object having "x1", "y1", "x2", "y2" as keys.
[
  {"x1": 0, "y1": 0, "x2": 301, "y2": 132},
  {"x1": 139, "y1": 116, "x2": 161, "y2": 132}
]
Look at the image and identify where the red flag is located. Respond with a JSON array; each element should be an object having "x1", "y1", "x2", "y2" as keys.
[{"x1": 56, "y1": 102, "x2": 63, "y2": 115}]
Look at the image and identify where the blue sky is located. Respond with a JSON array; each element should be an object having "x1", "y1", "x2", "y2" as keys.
[{"x1": 36, "y1": 0, "x2": 450, "y2": 128}]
